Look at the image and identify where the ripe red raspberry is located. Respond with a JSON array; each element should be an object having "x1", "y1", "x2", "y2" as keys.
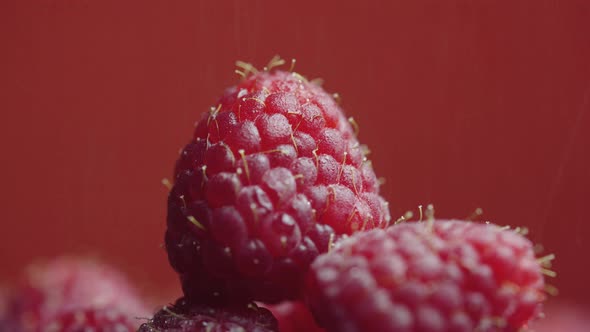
[
  {"x1": 138, "y1": 297, "x2": 278, "y2": 332},
  {"x1": 166, "y1": 66, "x2": 391, "y2": 303},
  {"x1": 2, "y1": 257, "x2": 148, "y2": 331},
  {"x1": 305, "y1": 220, "x2": 548, "y2": 332},
  {"x1": 42, "y1": 308, "x2": 137, "y2": 332},
  {"x1": 265, "y1": 301, "x2": 325, "y2": 332}
]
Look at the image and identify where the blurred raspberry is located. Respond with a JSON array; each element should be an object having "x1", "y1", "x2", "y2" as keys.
[
  {"x1": 167, "y1": 66, "x2": 390, "y2": 303},
  {"x1": 305, "y1": 220, "x2": 547, "y2": 332},
  {"x1": 1, "y1": 257, "x2": 149, "y2": 331},
  {"x1": 42, "y1": 308, "x2": 137, "y2": 332},
  {"x1": 138, "y1": 297, "x2": 278, "y2": 332}
]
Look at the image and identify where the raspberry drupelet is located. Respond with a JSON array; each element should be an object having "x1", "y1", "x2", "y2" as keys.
[
  {"x1": 166, "y1": 66, "x2": 391, "y2": 304},
  {"x1": 305, "y1": 220, "x2": 548, "y2": 332}
]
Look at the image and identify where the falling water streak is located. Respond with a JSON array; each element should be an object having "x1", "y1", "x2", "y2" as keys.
[{"x1": 540, "y1": 80, "x2": 590, "y2": 238}]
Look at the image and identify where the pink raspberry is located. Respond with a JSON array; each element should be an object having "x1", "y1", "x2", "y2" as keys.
[
  {"x1": 305, "y1": 220, "x2": 547, "y2": 332},
  {"x1": 138, "y1": 297, "x2": 278, "y2": 332},
  {"x1": 265, "y1": 301, "x2": 325, "y2": 332},
  {"x1": 2, "y1": 257, "x2": 149, "y2": 331},
  {"x1": 166, "y1": 66, "x2": 390, "y2": 303},
  {"x1": 42, "y1": 308, "x2": 137, "y2": 332}
]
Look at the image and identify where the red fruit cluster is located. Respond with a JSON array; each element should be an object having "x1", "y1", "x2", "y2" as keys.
[
  {"x1": 305, "y1": 220, "x2": 547, "y2": 332},
  {"x1": 157, "y1": 62, "x2": 550, "y2": 331},
  {"x1": 166, "y1": 68, "x2": 390, "y2": 303},
  {"x1": 1, "y1": 60, "x2": 551, "y2": 332}
]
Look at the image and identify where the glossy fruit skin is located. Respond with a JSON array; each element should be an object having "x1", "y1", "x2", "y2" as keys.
[
  {"x1": 166, "y1": 70, "x2": 390, "y2": 304},
  {"x1": 138, "y1": 297, "x2": 278, "y2": 332},
  {"x1": 305, "y1": 220, "x2": 546, "y2": 332}
]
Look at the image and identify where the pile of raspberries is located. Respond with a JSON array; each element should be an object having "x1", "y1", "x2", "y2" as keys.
[{"x1": 1, "y1": 59, "x2": 552, "y2": 332}]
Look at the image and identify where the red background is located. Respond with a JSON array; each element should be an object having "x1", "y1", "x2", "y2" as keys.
[{"x1": 2, "y1": 1, "x2": 589, "y2": 306}]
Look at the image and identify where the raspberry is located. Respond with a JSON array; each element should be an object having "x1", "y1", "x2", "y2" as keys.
[
  {"x1": 265, "y1": 301, "x2": 325, "y2": 332},
  {"x1": 167, "y1": 66, "x2": 390, "y2": 303},
  {"x1": 305, "y1": 220, "x2": 547, "y2": 332},
  {"x1": 138, "y1": 297, "x2": 278, "y2": 332},
  {"x1": 42, "y1": 308, "x2": 137, "y2": 332},
  {"x1": 2, "y1": 257, "x2": 148, "y2": 331}
]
